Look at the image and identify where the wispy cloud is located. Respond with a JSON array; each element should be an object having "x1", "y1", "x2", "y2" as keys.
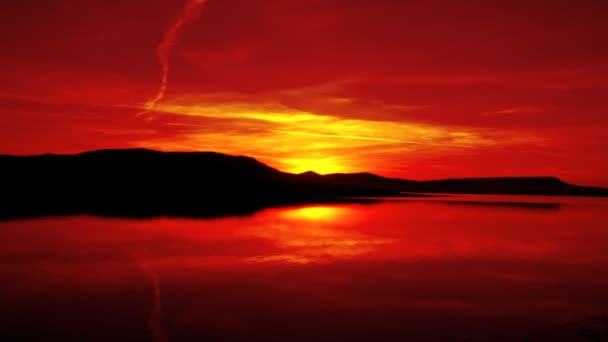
[
  {"x1": 131, "y1": 100, "x2": 538, "y2": 174},
  {"x1": 482, "y1": 106, "x2": 554, "y2": 116}
]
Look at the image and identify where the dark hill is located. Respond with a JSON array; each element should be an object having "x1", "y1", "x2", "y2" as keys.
[
  {"x1": 0, "y1": 149, "x2": 393, "y2": 219},
  {"x1": 1, "y1": 149, "x2": 606, "y2": 219},
  {"x1": 310, "y1": 174, "x2": 608, "y2": 197}
]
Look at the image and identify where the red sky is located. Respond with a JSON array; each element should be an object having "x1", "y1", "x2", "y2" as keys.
[{"x1": 1, "y1": 0, "x2": 607, "y2": 185}]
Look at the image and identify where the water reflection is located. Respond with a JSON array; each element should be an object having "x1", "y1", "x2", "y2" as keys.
[
  {"x1": 279, "y1": 206, "x2": 347, "y2": 221},
  {"x1": 247, "y1": 206, "x2": 394, "y2": 264},
  {"x1": 1, "y1": 195, "x2": 608, "y2": 341}
]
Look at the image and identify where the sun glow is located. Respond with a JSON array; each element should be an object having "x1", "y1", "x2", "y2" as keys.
[
  {"x1": 282, "y1": 157, "x2": 346, "y2": 174},
  {"x1": 139, "y1": 100, "x2": 535, "y2": 176}
]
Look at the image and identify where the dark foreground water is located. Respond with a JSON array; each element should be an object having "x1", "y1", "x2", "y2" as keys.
[{"x1": 1, "y1": 195, "x2": 608, "y2": 341}]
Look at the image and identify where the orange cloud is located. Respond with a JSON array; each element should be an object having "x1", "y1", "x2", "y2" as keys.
[{"x1": 130, "y1": 98, "x2": 540, "y2": 174}]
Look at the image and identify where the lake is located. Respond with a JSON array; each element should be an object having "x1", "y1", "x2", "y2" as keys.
[{"x1": 1, "y1": 195, "x2": 607, "y2": 341}]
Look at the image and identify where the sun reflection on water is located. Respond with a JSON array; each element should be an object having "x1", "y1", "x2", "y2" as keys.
[
  {"x1": 246, "y1": 206, "x2": 394, "y2": 264},
  {"x1": 280, "y1": 206, "x2": 346, "y2": 221}
]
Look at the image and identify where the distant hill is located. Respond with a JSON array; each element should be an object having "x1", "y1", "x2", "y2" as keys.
[
  {"x1": 1, "y1": 149, "x2": 606, "y2": 219},
  {"x1": 302, "y1": 172, "x2": 608, "y2": 197}
]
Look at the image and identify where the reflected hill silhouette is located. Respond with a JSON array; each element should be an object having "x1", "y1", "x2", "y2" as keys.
[
  {"x1": 1, "y1": 148, "x2": 606, "y2": 219},
  {"x1": 433, "y1": 200, "x2": 562, "y2": 210}
]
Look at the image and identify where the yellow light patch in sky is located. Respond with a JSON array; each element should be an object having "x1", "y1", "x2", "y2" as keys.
[{"x1": 140, "y1": 102, "x2": 537, "y2": 175}]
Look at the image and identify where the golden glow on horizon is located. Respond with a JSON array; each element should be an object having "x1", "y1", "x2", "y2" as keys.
[
  {"x1": 282, "y1": 157, "x2": 346, "y2": 174},
  {"x1": 138, "y1": 101, "x2": 538, "y2": 175}
]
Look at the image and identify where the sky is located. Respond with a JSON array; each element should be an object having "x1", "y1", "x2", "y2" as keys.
[{"x1": 1, "y1": 0, "x2": 607, "y2": 185}]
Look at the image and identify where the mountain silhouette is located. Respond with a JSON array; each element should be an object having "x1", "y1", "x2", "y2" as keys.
[
  {"x1": 1, "y1": 149, "x2": 606, "y2": 219},
  {"x1": 303, "y1": 172, "x2": 608, "y2": 196}
]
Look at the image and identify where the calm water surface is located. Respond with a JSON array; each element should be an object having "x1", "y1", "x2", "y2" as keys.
[{"x1": 1, "y1": 195, "x2": 608, "y2": 341}]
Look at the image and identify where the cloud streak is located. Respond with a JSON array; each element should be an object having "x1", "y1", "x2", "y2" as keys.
[{"x1": 138, "y1": 0, "x2": 208, "y2": 116}]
